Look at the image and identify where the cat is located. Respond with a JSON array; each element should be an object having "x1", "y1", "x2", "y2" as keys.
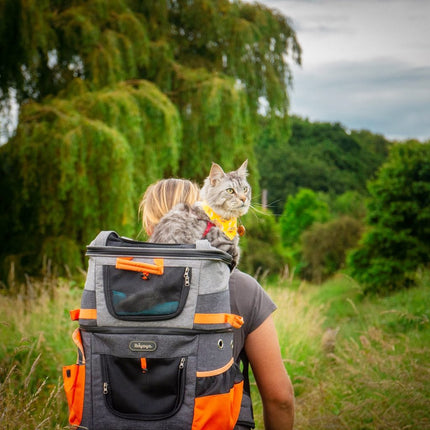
[{"x1": 150, "y1": 160, "x2": 251, "y2": 268}]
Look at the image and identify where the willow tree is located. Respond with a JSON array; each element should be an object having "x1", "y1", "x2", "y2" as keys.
[{"x1": 0, "y1": 0, "x2": 300, "y2": 277}]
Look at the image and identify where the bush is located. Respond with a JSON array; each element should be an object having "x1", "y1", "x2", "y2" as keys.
[
  {"x1": 301, "y1": 216, "x2": 363, "y2": 284},
  {"x1": 239, "y1": 209, "x2": 288, "y2": 278},
  {"x1": 348, "y1": 141, "x2": 430, "y2": 294},
  {"x1": 279, "y1": 188, "x2": 331, "y2": 248}
]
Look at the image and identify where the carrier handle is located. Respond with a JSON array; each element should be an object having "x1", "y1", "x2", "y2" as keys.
[{"x1": 115, "y1": 257, "x2": 164, "y2": 275}]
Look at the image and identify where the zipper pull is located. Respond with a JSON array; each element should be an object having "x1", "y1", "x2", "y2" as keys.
[
  {"x1": 103, "y1": 382, "x2": 108, "y2": 395},
  {"x1": 184, "y1": 267, "x2": 190, "y2": 287},
  {"x1": 179, "y1": 357, "x2": 185, "y2": 369}
]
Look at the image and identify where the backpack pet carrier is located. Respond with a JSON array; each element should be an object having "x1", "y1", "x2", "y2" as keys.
[{"x1": 63, "y1": 231, "x2": 244, "y2": 430}]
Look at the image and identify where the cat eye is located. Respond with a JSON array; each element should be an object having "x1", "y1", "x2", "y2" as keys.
[
  {"x1": 243, "y1": 187, "x2": 249, "y2": 193},
  {"x1": 226, "y1": 188, "x2": 234, "y2": 194}
]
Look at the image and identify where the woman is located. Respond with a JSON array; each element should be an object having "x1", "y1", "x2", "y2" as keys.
[{"x1": 139, "y1": 179, "x2": 294, "y2": 430}]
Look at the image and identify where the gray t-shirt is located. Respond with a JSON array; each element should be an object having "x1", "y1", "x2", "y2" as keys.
[
  {"x1": 229, "y1": 268, "x2": 277, "y2": 360},
  {"x1": 229, "y1": 269, "x2": 277, "y2": 429}
]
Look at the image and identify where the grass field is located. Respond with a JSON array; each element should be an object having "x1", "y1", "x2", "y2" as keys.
[{"x1": 1, "y1": 271, "x2": 429, "y2": 429}]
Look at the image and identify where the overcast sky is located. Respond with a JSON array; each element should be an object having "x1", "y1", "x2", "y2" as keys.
[{"x1": 258, "y1": 0, "x2": 430, "y2": 141}]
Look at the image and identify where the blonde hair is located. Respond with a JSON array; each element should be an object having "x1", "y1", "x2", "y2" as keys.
[{"x1": 139, "y1": 178, "x2": 200, "y2": 235}]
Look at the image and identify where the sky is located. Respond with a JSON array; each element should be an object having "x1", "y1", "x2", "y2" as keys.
[{"x1": 258, "y1": 0, "x2": 430, "y2": 141}]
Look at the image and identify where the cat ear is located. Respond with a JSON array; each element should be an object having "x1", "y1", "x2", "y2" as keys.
[
  {"x1": 209, "y1": 162, "x2": 226, "y2": 185},
  {"x1": 236, "y1": 159, "x2": 248, "y2": 176}
]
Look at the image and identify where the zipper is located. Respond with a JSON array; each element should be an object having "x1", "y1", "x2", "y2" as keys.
[
  {"x1": 86, "y1": 246, "x2": 232, "y2": 264},
  {"x1": 179, "y1": 357, "x2": 185, "y2": 370},
  {"x1": 80, "y1": 326, "x2": 233, "y2": 335},
  {"x1": 184, "y1": 267, "x2": 190, "y2": 287}
]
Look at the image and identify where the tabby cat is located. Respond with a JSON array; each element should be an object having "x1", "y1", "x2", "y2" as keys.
[{"x1": 150, "y1": 160, "x2": 251, "y2": 268}]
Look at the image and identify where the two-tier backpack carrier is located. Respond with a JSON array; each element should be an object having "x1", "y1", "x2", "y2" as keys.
[{"x1": 63, "y1": 231, "x2": 244, "y2": 430}]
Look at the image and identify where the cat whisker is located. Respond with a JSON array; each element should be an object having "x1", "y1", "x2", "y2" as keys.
[{"x1": 248, "y1": 205, "x2": 270, "y2": 217}]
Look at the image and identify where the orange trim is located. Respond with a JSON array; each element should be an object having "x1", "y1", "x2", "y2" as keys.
[
  {"x1": 116, "y1": 257, "x2": 164, "y2": 275},
  {"x1": 70, "y1": 309, "x2": 80, "y2": 321},
  {"x1": 196, "y1": 357, "x2": 234, "y2": 378},
  {"x1": 194, "y1": 313, "x2": 244, "y2": 329},
  {"x1": 79, "y1": 308, "x2": 97, "y2": 320},
  {"x1": 63, "y1": 363, "x2": 85, "y2": 426},
  {"x1": 140, "y1": 357, "x2": 147, "y2": 373},
  {"x1": 192, "y1": 380, "x2": 244, "y2": 430},
  {"x1": 63, "y1": 328, "x2": 86, "y2": 426}
]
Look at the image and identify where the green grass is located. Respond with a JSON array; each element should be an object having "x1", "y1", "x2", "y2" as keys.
[
  {"x1": 253, "y1": 273, "x2": 430, "y2": 429},
  {"x1": 0, "y1": 275, "x2": 81, "y2": 429},
  {"x1": 1, "y1": 272, "x2": 429, "y2": 429}
]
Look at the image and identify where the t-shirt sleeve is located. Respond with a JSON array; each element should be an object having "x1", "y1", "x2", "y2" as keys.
[{"x1": 229, "y1": 269, "x2": 277, "y2": 338}]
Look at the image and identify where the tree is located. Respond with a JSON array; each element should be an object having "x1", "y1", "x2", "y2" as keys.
[
  {"x1": 348, "y1": 140, "x2": 430, "y2": 294},
  {"x1": 0, "y1": 0, "x2": 301, "y2": 278},
  {"x1": 256, "y1": 116, "x2": 391, "y2": 215},
  {"x1": 279, "y1": 188, "x2": 331, "y2": 248}
]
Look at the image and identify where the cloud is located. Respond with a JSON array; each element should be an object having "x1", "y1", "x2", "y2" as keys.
[
  {"x1": 257, "y1": 0, "x2": 430, "y2": 140},
  {"x1": 290, "y1": 58, "x2": 430, "y2": 140}
]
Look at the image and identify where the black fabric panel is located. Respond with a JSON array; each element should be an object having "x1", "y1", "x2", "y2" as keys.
[
  {"x1": 195, "y1": 362, "x2": 243, "y2": 397},
  {"x1": 102, "y1": 355, "x2": 186, "y2": 420}
]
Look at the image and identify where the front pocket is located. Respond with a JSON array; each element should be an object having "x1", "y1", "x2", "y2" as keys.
[
  {"x1": 62, "y1": 364, "x2": 85, "y2": 426},
  {"x1": 104, "y1": 265, "x2": 191, "y2": 321},
  {"x1": 62, "y1": 328, "x2": 86, "y2": 427},
  {"x1": 192, "y1": 362, "x2": 244, "y2": 430},
  {"x1": 101, "y1": 355, "x2": 186, "y2": 420}
]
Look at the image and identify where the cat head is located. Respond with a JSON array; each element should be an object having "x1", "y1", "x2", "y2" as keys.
[{"x1": 200, "y1": 160, "x2": 251, "y2": 219}]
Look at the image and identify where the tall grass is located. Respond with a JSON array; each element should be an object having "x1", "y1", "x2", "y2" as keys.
[
  {"x1": 0, "y1": 275, "x2": 80, "y2": 429},
  {"x1": 258, "y1": 275, "x2": 430, "y2": 430},
  {"x1": 1, "y1": 272, "x2": 429, "y2": 429}
]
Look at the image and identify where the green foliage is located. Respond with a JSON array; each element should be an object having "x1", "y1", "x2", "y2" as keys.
[
  {"x1": 279, "y1": 188, "x2": 331, "y2": 248},
  {"x1": 256, "y1": 116, "x2": 391, "y2": 215},
  {"x1": 0, "y1": 80, "x2": 181, "y2": 277},
  {"x1": 171, "y1": 66, "x2": 257, "y2": 183},
  {"x1": 348, "y1": 141, "x2": 430, "y2": 294},
  {"x1": 239, "y1": 209, "x2": 287, "y2": 278},
  {"x1": 301, "y1": 216, "x2": 363, "y2": 284},
  {"x1": 332, "y1": 190, "x2": 366, "y2": 219},
  {"x1": 0, "y1": 0, "x2": 301, "y2": 278}
]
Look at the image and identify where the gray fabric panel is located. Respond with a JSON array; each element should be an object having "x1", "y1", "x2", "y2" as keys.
[
  {"x1": 83, "y1": 258, "x2": 96, "y2": 292},
  {"x1": 195, "y1": 289, "x2": 231, "y2": 314},
  {"x1": 197, "y1": 331, "x2": 235, "y2": 372},
  {"x1": 94, "y1": 257, "x2": 203, "y2": 328},
  {"x1": 80, "y1": 289, "x2": 96, "y2": 309},
  {"x1": 92, "y1": 332, "x2": 198, "y2": 359},
  {"x1": 198, "y1": 259, "x2": 230, "y2": 295}
]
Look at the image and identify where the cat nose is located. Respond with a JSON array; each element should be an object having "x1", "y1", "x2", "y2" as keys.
[{"x1": 239, "y1": 195, "x2": 247, "y2": 203}]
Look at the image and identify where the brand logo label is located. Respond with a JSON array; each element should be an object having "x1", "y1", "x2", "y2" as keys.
[{"x1": 129, "y1": 340, "x2": 157, "y2": 352}]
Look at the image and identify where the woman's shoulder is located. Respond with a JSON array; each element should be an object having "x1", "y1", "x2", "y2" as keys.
[
  {"x1": 229, "y1": 269, "x2": 276, "y2": 331},
  {"x1": 230, "y1": 268, "x2": 261, "y2": 290}
]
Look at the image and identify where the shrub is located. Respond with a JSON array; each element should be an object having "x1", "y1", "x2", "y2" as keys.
[
  {"x1": 301, "y1": 216, "x2": 363, "y2": 284},
  {"x1": 348, "y1": 141, "x2": 430, "y2": 294},
  {"x1": 279, "y1": 188, "x2": 331, "y2": 248}
]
